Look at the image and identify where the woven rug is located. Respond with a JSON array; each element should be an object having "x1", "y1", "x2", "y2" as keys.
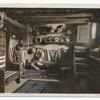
[
  {"x1": 13, "y1": 76, "x2": 77, "y2": 93},
  {"x1": 14, "y1": 79, "x2": 63, "y2": 93},
  {"x1": 22, "y1": 69, "x2": 61, "y2": 79}
]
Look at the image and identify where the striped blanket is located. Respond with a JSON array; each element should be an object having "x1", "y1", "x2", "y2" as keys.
[{"x1": 0, "y1": 53, "x2": 6, "y2": 69}]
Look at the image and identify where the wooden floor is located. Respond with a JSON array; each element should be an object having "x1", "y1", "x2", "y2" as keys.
[
  {"x1": 5, "y1": 69, "x2": 92, "y2": 93},
  {"x1": 5, "y1": 78, "x2": 76, "y2": 93}
]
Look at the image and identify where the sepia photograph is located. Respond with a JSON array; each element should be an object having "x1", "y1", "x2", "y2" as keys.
[{"x1": 0, "y1": 5, "x2": 100, "y2": 96}]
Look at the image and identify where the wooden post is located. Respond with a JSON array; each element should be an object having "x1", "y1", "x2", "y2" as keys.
[{"x1": 0, "y1": 71, "x2": 5, "y2": 93}]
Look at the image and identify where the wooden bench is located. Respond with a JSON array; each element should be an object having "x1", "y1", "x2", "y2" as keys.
[{"x1": 0, "y1": 53, "x2": 20, "y2": 93}]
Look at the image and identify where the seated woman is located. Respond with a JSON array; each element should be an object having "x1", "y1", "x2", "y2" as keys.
[
  {"x1": 15, "y1": 38, "x2": 25, "y2": 75},
  {"x1": 29, "y1": 48, "x2": 48, "y2": 70}
]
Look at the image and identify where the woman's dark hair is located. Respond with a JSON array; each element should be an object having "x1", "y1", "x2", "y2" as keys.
[{"x1": 28, "y1": 48, "x2": 33, "y2": 55}]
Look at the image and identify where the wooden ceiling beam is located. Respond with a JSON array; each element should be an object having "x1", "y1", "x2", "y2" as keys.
[
  {"x1": 24, "y1": 18, "x2": 89, "y2": 22},
  {"x1": 25, "y1": 20, "x2": 88, "y2": 24},
  {"x1": 22, "y1": 13, "x2": 93, "y2": 18},
  {"x1": 10, "y1": 13, "x2": 93, "y2": 20}
]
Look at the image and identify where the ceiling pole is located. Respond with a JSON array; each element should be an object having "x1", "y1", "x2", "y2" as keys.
[{"x1": 0, "y1": 12, "x2": 30, "y2": 29}]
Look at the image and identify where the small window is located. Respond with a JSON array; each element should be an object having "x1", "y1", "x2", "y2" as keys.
[{"x1": 77, "y1": 24, "x2": 90, "y2": 43}]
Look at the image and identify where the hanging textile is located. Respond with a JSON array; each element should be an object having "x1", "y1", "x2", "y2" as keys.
[
  {"x1": 30, "y1": 46, "x2": 70, "y2": 70},
  {"x1": 9, "y1": 36, "x2": 18, "y2": 64}
]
